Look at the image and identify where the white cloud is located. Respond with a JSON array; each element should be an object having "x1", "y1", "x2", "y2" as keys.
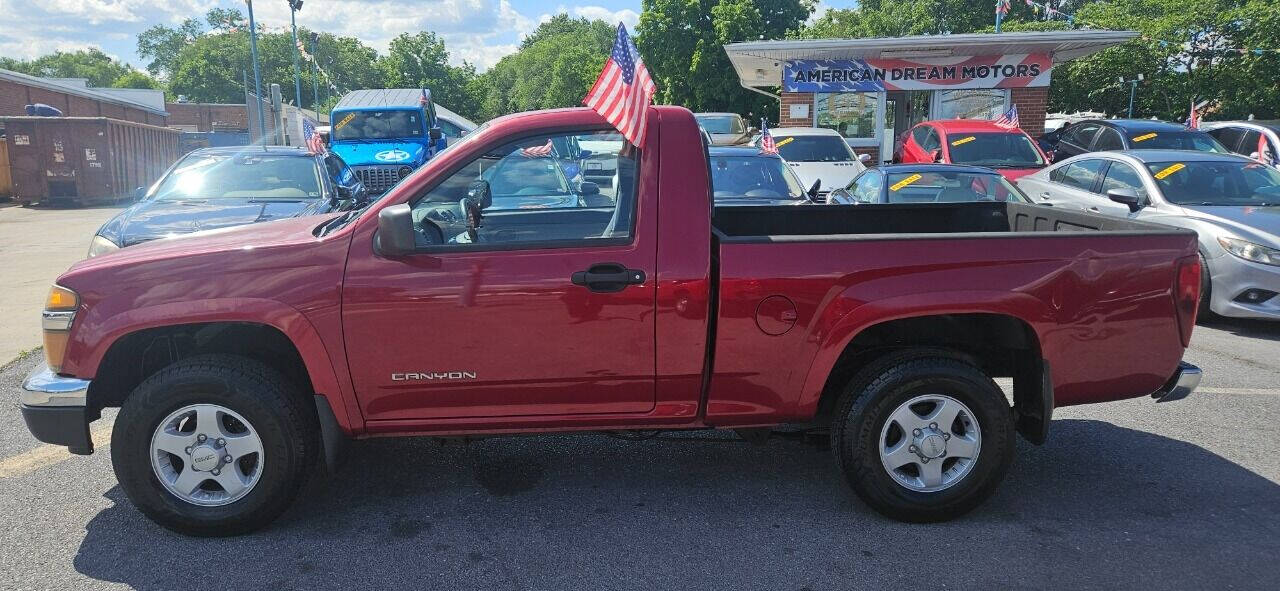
[{"x1": 562, "y1": 6, "x2": 640, "y2": 29}]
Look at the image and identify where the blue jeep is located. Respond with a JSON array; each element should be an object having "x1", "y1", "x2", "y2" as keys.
[{"x1": 328, "y1": 88, "x2": 448, "y2": 194}]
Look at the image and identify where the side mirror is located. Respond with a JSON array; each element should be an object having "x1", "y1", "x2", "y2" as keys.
[
  {"x1": 827, "y1": 188, "x2": 853, "y2": 204},
  {"x1": 929, "y1": 149, "x2": 944, "y2": 163},
  {"x1": 579, "y1": 149, "x2": 593, "y2": 160},
  {"x1": 807, "y1": 179, "x2": 821, "y2": 199},
  {"x1": 1249, "y1": 151, "x2": 1261, "y2": 160},
  {"x1": 466, "y1": 180, "x2": 492, "y2": 210},
  {"x1": 857, "y1": 153, "x2": 871, "y2": 163},
  {"x1": 429, "y1": 127, "x2": 443, "y2": 141},
  {"x1": 1106, "y1": 188, "x2": 1143, "y2": 213},
  {"x1": 376, "y1": 204, "x2": 417, "y2": 256},
  {"x1": 132, "y1": 186, "x2": 145, "y2": 200},
  {"x1": 577, "y1": 181, "x2": 600, "y2": 195}
]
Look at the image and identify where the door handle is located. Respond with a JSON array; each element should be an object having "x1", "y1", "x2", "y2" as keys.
[
  {"x1": 1039, "y1": 192, "x2": 1051, "y2": 200},
  {"x1": 572, "y1": 263, "x2": 646, "y2": 293},
  {"x1": 1087, "y1": 206, "x2": 1101, "y2": 212}
]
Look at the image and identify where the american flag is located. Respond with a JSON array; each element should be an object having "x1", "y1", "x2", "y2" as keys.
[
  {"x1": 759, "y1": 119, "x2": 778, "y2": 155},
  {"x1": 301, "y1": 115, "x2": 325, "y2": 153},
  {"x1": 1186, "y1": 100, "x2": 1200, "y2": 129},
  {"x1": 996, "y1": 0, "x2": 1011, "y2": 15},
  {"x1": 583, "y1": 23, "x2": 657, "y2": 148},
  {"x1": 419, "y1": 88, "x2": 430, "y2": 108},
  {"x1": 521, "y1": 139, "x2": 554, "y2": 157},
  {"x1": 1258, "y1": 133, "x2": 1278, "y2": 167},
  {"x1": 993, "y1": 104, "x2": 1019, "y2": 129}
]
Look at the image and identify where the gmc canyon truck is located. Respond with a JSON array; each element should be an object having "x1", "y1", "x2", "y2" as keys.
[{"x1": 23, "y1": 107, "x2": 1204, "y2": 536}]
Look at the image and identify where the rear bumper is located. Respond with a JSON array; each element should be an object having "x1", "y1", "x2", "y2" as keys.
[
  {"x1": 21, "y1": 366, "x2": 96, "y2": 455},
  {"x1": 1151, "y1": 361, "x2": 1202, "y2": 403}
]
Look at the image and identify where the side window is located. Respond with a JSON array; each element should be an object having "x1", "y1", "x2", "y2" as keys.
[
  {"x1": 410, "y1": 130, "x2": 637, "y2": 249},
  {"x1": 1094, "y1": 128, "x2": 1125, "y2": 151},
  {"x1": 1210, "y1": 127, "x2": 1247, "y2": 153},
  {"x1": 911, "y1": 126, "x2": 930, "y2": 148},
  {"x1": 1240, "y1": 130, "x2": 1264, "y2": 157},
  {"x1": 1058, "y1": 159, "x2": 1107, "y2": 193},
  {"x1": 917, "y1": 128, "x2": 940, "y2": 152},
  {"x1": 438, "y1": 119, "x2": 464, "y2": 138},
  {"x1": 1100, "y1": 162, "x2": 1147, "y2": 199},
  {"x1": 1062, "y1": 123, "x2": 1100, "y2": 148},
  {"x1": 852, "y1": 171, "x2": 882, "y2": 203}
]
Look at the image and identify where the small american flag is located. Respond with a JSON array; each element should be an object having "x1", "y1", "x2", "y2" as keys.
[
  {"x1": 301, "y1": 115, "x2": 325, "y2": 154},
  {"x1": 1186, "y1": 100, "x2": 1200, "y2": 129},
  {"x1": 583, "y1": 23, "x2": 657, "y2": 148},
  {"x1": 759, "y1": 119, "x2": 778, "y2": 155},
  {"x1": 521, "y1": 139, "x2": 554, "y2": 158},
  {"x1": 1258, "y1": 133, "x2": 1277, "y2": 167},
  {"x1": 993, "y1": 104, "x2": 1019, "y2": 129}
]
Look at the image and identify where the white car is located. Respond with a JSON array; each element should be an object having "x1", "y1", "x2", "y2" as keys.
[
  {"x1": 753, "y1": 127, "x2": 869, "y2": 195},
  {"x1": 436, "y1": 104, "x2": 478, "y2": 141},
  {"x1": 1201, "y1": 120, "x2": 1280, "y2": 169}
]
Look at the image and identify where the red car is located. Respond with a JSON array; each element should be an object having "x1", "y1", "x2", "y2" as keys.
[
  {"x1": 897, "y1": 119, "x2": 1050, "y2": 180},
  {"x1": 23, "y1": 106, "x2": 1201, "y2": 535}
]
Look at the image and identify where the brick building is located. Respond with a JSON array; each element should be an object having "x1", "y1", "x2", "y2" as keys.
[
  {"x1": 0, "y1": 68, "x2": 167, "y2": 125},
  {"x1": 164, "y1": 102, "x2": 251, "y2": 133},
  {"x1": 724, "y1": 31, "x2": 1136, "y2": 164}
]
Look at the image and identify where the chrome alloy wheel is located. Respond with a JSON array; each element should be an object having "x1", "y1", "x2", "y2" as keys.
[
  {"x1": 878, "y1": 394, "x2": 981, "y2": 493},
  {"x1": 149, "y1": 404, "x2": 264, "y2": 506}
]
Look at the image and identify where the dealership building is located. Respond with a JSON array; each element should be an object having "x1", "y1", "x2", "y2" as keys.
[{"x1": 725, "y1": 30, "x2": 1137, "y2": 163}]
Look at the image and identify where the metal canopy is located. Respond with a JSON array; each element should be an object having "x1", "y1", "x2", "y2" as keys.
[{"x1": 725, "y1": 30, "x2": 1138, "y2": 88}]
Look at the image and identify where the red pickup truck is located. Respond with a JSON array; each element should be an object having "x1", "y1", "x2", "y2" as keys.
[{"x1": 23, "y1": 107, "x2": 1204, "y2": 536}]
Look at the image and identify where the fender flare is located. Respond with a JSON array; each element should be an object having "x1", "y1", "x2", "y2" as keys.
[
  {"x1": 67, "y1": 297, "x2": 358, "y2": 434},
  {"x1": 794, "y1": 289, "x2": 1050, "y2": 417}
]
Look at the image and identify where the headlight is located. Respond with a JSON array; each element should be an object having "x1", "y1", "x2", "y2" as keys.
[
  {"x1": 1218, "y1": 237, "x2": 1280, "y2": 266},
  {"x1": 43, "y1": 285, "x2": 79, "y2": 372},
  {"x1": 87, "y1": 235, "x2": 120, "y2": 258}
]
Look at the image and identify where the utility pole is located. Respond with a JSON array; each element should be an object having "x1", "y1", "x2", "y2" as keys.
[
  {"x1": 245, "y1": 0, "x2": 267, "y2": 143},
  {"x1": 310, "y1": 31, "x2": 320, "y2": 113},
  {"x1": 288, "y1": 0, "x2": 304, "y2": 109},
  {"x1": 1119, "y1": 74, "x2": 1145, "y2": 118}
]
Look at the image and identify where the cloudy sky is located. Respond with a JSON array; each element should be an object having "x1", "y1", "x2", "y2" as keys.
[{"x1": 0, "y1": 0, "x2": 851, "y2": 72}]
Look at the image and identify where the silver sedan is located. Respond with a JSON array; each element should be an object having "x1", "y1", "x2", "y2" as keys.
[{"x1": 1016, "y1": 149, "x2": 1280, "y2": 320}]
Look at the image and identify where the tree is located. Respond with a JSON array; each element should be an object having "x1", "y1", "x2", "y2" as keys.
[
  {"x1": 378, "y1": 32, "x2": 482, "y2": 119},
  {"x1": 0, "y1": 49, "x2": 137, "y2": 88},
  {"x1": 477, "y1": 16, "x2": 616, "y2": 120},
  {"x1": 110, "y1": 70, "x2": 164, "y2": 90},
  {"x1": 637, "y1": 0, "x2": 815, "y2": 119}
]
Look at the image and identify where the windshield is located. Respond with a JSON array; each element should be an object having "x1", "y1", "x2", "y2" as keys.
[
  {"x1": 696, "y1": 115, "x2": 745, "y2": 134},
  {"x1": 775, "y1": 136, "x2": 854, "y2": 162},
  {"x1": 946, "y1": 132, "x2": 1045, "y2": 168},
  {"x1": 884, "y1": 170, "x2": 1030, "y2": 203},
  {"x1": 331, "y1": 109, "x2": 424, "y2": 141},
  {"x1": 1129, "y1": 131, "x2": 1226, "y2": 152},
  {"x1": 1145, "y1": 160, "x2": 1280, "y2": 205},
  {"x1": 710, "y1": 155, "x2": 807, "y2": 201},
  {"x1": 150, "y1": 153, "x2": 321, "y2": 201}
]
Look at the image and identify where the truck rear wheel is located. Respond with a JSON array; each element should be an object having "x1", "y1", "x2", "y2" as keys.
[
  {"x1": 111, "y1": 354, "x2": 318, "y2": 536},
  {"x1": 831, "y1": 350, "x2": 1014, "y2": 522}
]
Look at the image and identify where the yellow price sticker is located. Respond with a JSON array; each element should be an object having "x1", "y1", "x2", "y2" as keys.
[
  {"x1": 774, "y1": 136, "x2": 795, "y2": 148},
  {"x1": 1153, "y1": 163, "x2": 1185, "y2": 179},
  {"x1": 1132, "y1": 132, "x2": 1158, "y2": 143},
  {"x1": 951, "y1": 136, "x2": 976, "y2": 146},
  {"x1": 334, "y1": 112, "x2": 357, "y2": 131},
  {"x1": 890, "y1": 173, "x2": 923, "y2": 192}
]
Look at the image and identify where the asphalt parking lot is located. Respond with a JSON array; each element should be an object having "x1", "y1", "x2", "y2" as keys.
[{"x1": 1, "y1": 315, "x2": 1278, "y2": 590}]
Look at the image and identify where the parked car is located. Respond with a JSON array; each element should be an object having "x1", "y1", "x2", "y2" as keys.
[
  {"x1": 708, "y1": 146, "x2": 816, "y2": 205},
  {"x1": 694, "y1": 112, "x2": 753, "y2": 145},
  {"x1": 1202, "y1": 121, "x2": 1280, "y2": 167},
  {"x1": 828, "y1": 164, "x2": 1033, "y2": 205},
  {"x1": 897, "y1": 119, "x2": 1049, "y2": 181},
  {"x1": 435, "y1": 103, "x2": 478, "y2": 142},
  {"x1": 87, "y1": 146, "x2": 367, "y2": 257},
  {"x1": 1046, "y1": 119, "x2": 1227, "y2": 162},
  {"x1": 753, "y1": 127, "x2": 869, "y2": 195},
  {"x1": 1017, "y1": 150, "x2": 1280, "y2": 319},
  {"x1": 25, "y1": 106, "x2": 1203, "y2": 536}
]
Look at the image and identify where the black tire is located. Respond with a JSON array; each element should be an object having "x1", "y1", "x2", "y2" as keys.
[
  {"x1": 111, "y1": 354, "x2": 319, "y2": 536},
  {"x1": 1197, "y1": 251, "x2": 1213, "y2": 320},
  {"x1": 830, "y1": 349, "x2": 1014, "y2": 523}
]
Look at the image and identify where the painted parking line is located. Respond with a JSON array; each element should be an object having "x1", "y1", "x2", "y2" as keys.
[
  {"x1": 1197, "y1": 387, "x2": 1280, "y2": 397},
  {"x1": 0, "y1": 423, "x2": 113, "y2": 479}
]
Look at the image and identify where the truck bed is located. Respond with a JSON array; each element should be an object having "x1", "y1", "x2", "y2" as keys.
[{"x1": 705, "y1": 202, "x2": 1200, "y2": 425}]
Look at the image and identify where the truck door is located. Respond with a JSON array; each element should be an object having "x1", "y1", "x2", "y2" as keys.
[{"x1": 341, "y1": 129, "x2": 656, "y2": 421}]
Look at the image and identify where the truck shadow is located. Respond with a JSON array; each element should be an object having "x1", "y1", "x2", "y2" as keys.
[
  {"x1": 1199, "y1": 315, "x2": 1280, "y2": 342},
  {"x1": 73, "y1": 419, "x2": 1280, "y2": 589}
]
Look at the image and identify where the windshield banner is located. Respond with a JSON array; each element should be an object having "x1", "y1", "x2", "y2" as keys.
[{"x1": 783, "y1": 54, "x2": 1052, "y2": 92}]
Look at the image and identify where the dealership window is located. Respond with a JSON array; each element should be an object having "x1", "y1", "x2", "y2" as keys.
[
  {"x1": 815, "y1": 92, "x2": 878, "y2": 142},
  {"x1": 934, "y1": 89, "x2": 1009, "y2": 120}
]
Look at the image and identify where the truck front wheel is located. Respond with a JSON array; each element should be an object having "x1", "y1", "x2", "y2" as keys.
[
  {"x1": 111, "y1": 354, "x2": 318, "y2": 536},
  {"x1": 831, "y1": 351, "x2": 1014, "y2": 522}
]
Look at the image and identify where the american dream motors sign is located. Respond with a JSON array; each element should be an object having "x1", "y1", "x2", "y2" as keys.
[{"x1": 783, "y1": 54, "x2": 1053, "y2": 92}]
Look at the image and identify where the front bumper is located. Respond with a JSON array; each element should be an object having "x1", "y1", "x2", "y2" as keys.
[
  {"x1": 21, "y1": 366, "x2": 96, "y2": 455},
  {"x1": 1207, "y1": 254, "x2": 1280, "y2": 320},
  {"x1": 1151, "y1": 362, "x2": 1202, "y2": 403}
]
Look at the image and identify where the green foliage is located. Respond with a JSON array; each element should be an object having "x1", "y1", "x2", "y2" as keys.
[
  {"x1": 637, "y1": 0, "x2": 815, "y2": 119},
  {"x1": 0, "y1": 49, "x2": 149, "y2": 88},
  {"x1": 380, "y1": 32, "x2": 482, "y2": 120},
  {"x1": 477, "y1": 16, "x2": 616, "y2": 121}
]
